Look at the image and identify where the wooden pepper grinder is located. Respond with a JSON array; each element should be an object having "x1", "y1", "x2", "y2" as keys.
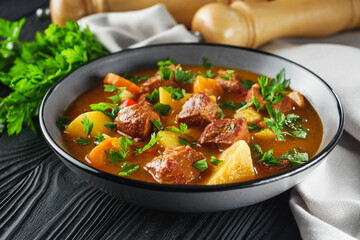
[
  {"x1": 192, "y1": 0, "x2": 360, "y2": 48},
  {"x1": 50, "y1": 0, "x2": 232, "y2": 28}
]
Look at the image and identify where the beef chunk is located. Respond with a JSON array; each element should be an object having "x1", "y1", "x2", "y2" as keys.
[
  {"x1": 215, "y1": 70, "x2": 246, "y2": 93},
  {"x1": 144, "y1": 146, "x2": 205, "y2": 184},
  {"x1": 115, "y1": 104, "x2": 160, "y2": 141},
  {"x1": 176, "y1": 92, "x2": 218, "y2": 126},
  {"x1": 273, "y1": 94, "x2": 292, "y2": 114},
  {"x1": 245, "y1": 83, "x2": 267, "y2": 106},
  {"x1": 140, "y1": 64, "x2": 181, "y2": 93},
  {"x1": 198, "y1": 118, "x2": 250, "y2": 148},
  {"x1": 246, "y1": 83, "x2": 292, "y2": 114}
]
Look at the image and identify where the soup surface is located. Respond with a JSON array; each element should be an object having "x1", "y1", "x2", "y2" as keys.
[{"x1": 60, "y1": 59, "x2": 323, "y2": 185}]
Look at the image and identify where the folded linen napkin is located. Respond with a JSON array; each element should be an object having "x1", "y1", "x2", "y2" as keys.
[{"x1": 78, "y1": 5, "x2": 360, "y2": 239}]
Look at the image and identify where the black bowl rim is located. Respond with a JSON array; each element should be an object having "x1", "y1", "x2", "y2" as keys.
[{"x1": 39, "y1": 43, "x2": 344, "y2": 193}]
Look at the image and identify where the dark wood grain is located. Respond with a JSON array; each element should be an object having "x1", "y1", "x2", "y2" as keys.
[{"x1": 0, "y1": 1, "x2": 302, "y2": 239}]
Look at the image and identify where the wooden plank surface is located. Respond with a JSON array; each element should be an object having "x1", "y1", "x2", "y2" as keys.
[{"x1": 0, "y1": 1, "x2": 302, "y2": 239}]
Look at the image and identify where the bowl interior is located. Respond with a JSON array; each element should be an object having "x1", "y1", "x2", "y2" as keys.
[{"x1": 41, "y1": 43, "x2": 343, "y2": 187}]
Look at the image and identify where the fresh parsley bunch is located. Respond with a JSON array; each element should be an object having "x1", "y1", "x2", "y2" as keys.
[{"x1": 0, "y1": 18, "x2": 109, "y2": 135}]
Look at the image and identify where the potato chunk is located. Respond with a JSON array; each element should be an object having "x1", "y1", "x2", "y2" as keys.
[
  {"x1": 159, "y1": 87, "x2": 191, "y2": 112},
  {"x1": 157, "y1": 127, "x2": 194, "y2": 148},
  {"x1": 207, "y1": 140, "x2": 255, "y2": 185},
  {"x1": 254, "y1": 128, "x2": 276, "y2": 139},
  {"x1": 193, "y1": 76, "x2": 223, "y2": 97},
  {"x1": 66, "y1": 111, "x2": 113, "y2": 139},
  {"x1": 234, "y1": 107, "x2": 262, "y2": 124},
  {"x1": 120, "y1": 90, "x2": 135, "y2": 102}
]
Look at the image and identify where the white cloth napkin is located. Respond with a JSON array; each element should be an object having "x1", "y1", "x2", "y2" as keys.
[
  {"x1": 78, "y1": 5, "x2": 360, "y2": 239},
  {"x1": 77, "y1": 4, "x2": 198, "y2": 52},
  {"x1": 261, "y1": 38, "x2": 360, "y2": 240}
]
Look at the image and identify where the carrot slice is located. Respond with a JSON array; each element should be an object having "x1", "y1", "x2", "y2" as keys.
[
  {"x1": 103, "y1": 73, "x2": 141, "y2": 95},
  {"x1": 87, "y1": 138, "x2": 120, "y2": 169}
]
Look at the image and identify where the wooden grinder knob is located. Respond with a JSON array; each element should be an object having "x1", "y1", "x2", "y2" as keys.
[{"x1": 192, "y1": 0, "x2": 360, "y2": 48}]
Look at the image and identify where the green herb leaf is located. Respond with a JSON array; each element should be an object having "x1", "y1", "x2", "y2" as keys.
[
  {"x1": 118, "y1": 162, "x2": 141, "y2": 176},
  {"x1": 258, "y1": 69, "x2": 290, "y2": 104},
  {"x1": 248, "y1": 124, "x2": 264, "y2": 132},
  {"x1": 162, "y1": 86, "x2": 186, "y2": 100},
  {"x1": 167, "y1": 123, "x2": 188, "y2": 133},
  {"x1": 104, "y1": 122, "x2": 116, "y2": 131},
  {"x1": 210, "y1": 156, "x2": 223, "y2": 166},
  {"x1": 0, "y1": 18, "x2": 109, "y2": 135},
  {"x1": 241, "y1": 80, "x2": 255, "y2": 90},
  {"x1": 202, "y1": 57, "x2": 212, "y2": 69},
  {"x1": 158, "y1": 66, "x2": 173, "y2": 81},
  {"x1": 153, "y1": 103, "x2": 171, "y2": 116},
  {"x1": 135, "y1": 133, "x2": 162, "y2": 155},
  {"x1": 56, "y1": 116, "x2": 69, "y2": 130},
  {"x1": 122, "y1": 73, "x2": 149, "y2": 83},
  {"x1": 252, "y1": 97, "x2": 263, "y2": 112},
  {"x1": 220, "y1": 70, "x2": 235, "y2": 81},
  {"x1": 94, "y1": 132, "x2": 105, "y2": 145},
  {"x1": 198, "y1": 70, "x2": 215, "y2": 78},
  {"x1": 258, "y1": 149, "x2": 282, "y2": 166},
  {"x1": 193, "y1": 158, "x2": 208, "y2": 172},
  {"x1": 81, "y1": 115, "x2": 93, "y2": 138},
  {"x1": 252, "y1": 143, "x2": 263, "y2": 158},
  {"x1": 146, "y1": 89, "x2": 159, "y2": 104},
  {"x1": 217, "y1": 107, "x2": 225, "y2": 119},
  {"x1": 104, "y1": 149, "x2": 124, "y2": 164},
  {"x1": 158, "y1": 150, "x2": 163, "y2": 155},
  {"x1": 278, "y1": 148, "x2": 309, "y2": 167},
  {"x1": 108, "y1": 88, "x2": 125, "y2": 104},
  {"x1": 104, "y1": 84, "x2": 119, "y2": 92},
  {"x1": 229, "y1": 123, "x2": 235, "y2": 131},
  {"x1": 236, "y1": 101, "x2": 253, "y2": 112},
  {"x1": 152, "y1": 119, "x2": 163, "y2": 131},
  {"x1": 75, "y1": 137, "x2": 91, "y2": 145},
  {"x1": 174, "y1": 70, "x2": 196, "y2": 83},
  {"x1": 90, "y1": 102, "x2": 114, "y2": 112},
  {"x1": 218, "y1": 101, "x2": 236, "y2": 109},
  {"x1": 178, "y1": 136, "x2": 190, "y2": 146},
  {"x1": 157, "y1": 59, "x2": 175, "y2": 67}
]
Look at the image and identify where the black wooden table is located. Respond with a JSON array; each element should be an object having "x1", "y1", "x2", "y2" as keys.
[{"x1": 0, "y1": 1, "x2": 301, "y2": 239}]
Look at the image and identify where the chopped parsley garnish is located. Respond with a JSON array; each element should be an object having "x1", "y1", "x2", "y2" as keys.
[
  {"x1": 258, "y1": 149, "x2": 282, "y2": 166},
  {"x1": 178, "y1": 136, "x2": 191, "y2": 146},
  {"x1": 104, "y1": 122, "x2": 116, "y2": 131},
  {"x1": 152, "y1": 119, "x2": 163, "y2": 131},
  {"x1": 108, "y1": 88, "x2": 125, "y2": 104},
  {"x1": 81, "y1": 115, "x2": 93, "y2": 138},
  {"x1": 241, "y1": 80, "x2": 255, "y2": 90},
  {"x1": 220, "y1": 70, "x2": 235, "y2": 81},
  {"x1": 122, "y1": 73, "x2": 149, "y2": 83},
  {"x1": 252, "y1": 97, "x2": 263, "y2": 112},
  {"x1": 193, "y1": 159, "x2": 208, "y2": 172},
  {"x1": 153, "y1": 103, "x2": 171, "y2": 116},
  {"x1": 218, "y1": 101, "x2": 236, "y2": 109},
  {"x1": 278, "y1": 148, "x2": 309, "y2": 167},
  {"x1": 248, "y1": 124, "x2": 264, "y2": 132},
  {"x1": 158, "y1": 150, "x2": 163, "y2": 155},
  {"x1": 204, "y1": 153, "x2": 215, "y2": 156},
  {"x1": 158, "y1": 66, "x2": 173, "y2": 81},
  {"x1": 258, "y1": 69, "x2": 290, "y2": 104},
  {"x1": 90, "y1": 103, "x2": 120, "y2": 121},
  {"x1": 104, "y1": 84, "x2": 120, "y2": 92},
  {"x1": 236, "y1": 101, "x2": 253, "y2": 112},
  {"x1": 217, "y1": 107, "x2": 225, "y2": 119},
  {"x1": 174, "y1": 70, "x2": 196, "y2": 83},
  {"x1": 104, "y1": 137, "x2": 131, "y2": 163},
  {"x1": 252, "y1": 143, "x2": 263, "y2": 158},
  {"x1": 94, "y1": 132, "x2": 105, "y2": 145},
  {"x1": 229, "y1": 123, "x2": 235, "y2": 131},
  {"x1": 167, "y1": 123, "x2": 188, "y2": 133},
  {"x1": 264, "y1": 103, "x2": 307, "y2": 141},
  {"x1": 202, "y1": 57, "x2": 212, "y2": 69},
  {"x1": 157, "y1": 59, "x2": 175, "y2": 67},
  {"x1": 56, "y1": 116, "x2": 69, "y2": 130},
  {"x1": 146, "y1": 89, "x2": 159, "y2": 104},
  {"x1": 199, "y1": 70, "x2": 215, "y2": 78},
  {"x1": 210, "y1": 156, "x2": 223, "y2": 166},
  {"x1": 119, "y1": 163, "x2": 140, "y2": 176},
  {"x1": 135, "y1": 133, "x2": 162, "y2": 155},
  {"x1": 75, "y1": 137, "x2": 91, "y2": 145},
  {"x1": 162, "y1": 86, "x2": 186, "y2": 100}
]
